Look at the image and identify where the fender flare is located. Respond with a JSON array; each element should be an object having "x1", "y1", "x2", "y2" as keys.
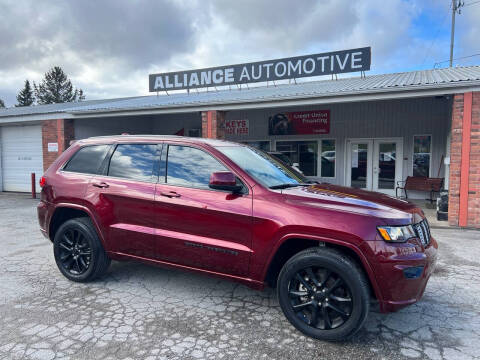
[
  {"x1": 261, "y1": 232, "x2": 384, "y2": 303},
  {"x1": 49, "y1": 203, "x2": 108, "y2": 249}
]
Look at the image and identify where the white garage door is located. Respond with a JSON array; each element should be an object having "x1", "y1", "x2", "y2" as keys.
[{"x1": 1, "y1": 125, "x2": 44, "y2": 192}]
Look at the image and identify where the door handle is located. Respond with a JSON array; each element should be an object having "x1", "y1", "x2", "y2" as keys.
[
  {"x1": 92, "y1": 182, "x2": 109, "y2": 188},
  {"x1": 160, "y1": 191, "x2": 181, "y2": 198}
]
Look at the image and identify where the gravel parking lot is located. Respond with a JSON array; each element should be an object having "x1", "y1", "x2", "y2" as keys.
[{"x1": 0, "y1": 193, "x2": 479, "y2": 360}]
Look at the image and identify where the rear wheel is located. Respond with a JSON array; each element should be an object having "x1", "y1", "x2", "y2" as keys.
[
  {"x1": 277, "y1": 247, "x2": 370, "y2": 341},
  {"x1": 53, "y1": 217, "x2": 111, "y2": 282}
]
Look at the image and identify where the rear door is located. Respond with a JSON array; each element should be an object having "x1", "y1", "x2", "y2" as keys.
[
  {"x1": 85, "y1": 143, "x2": 161, "y2": 258},
  {"x1": 153, "y1": 143, "x2": 253, "y2": 276}
]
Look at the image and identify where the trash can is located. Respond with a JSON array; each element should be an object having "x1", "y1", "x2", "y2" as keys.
[{"x1": 437, "y1": 190, "x2": 448, "y2": 221}]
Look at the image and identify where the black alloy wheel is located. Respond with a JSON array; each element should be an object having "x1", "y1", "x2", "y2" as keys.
[
  {"x1": 53, "y1": 217, "x2": 111, "y2": 282},
  {"x1": 277, "y1": 247, "x2": 370, "y2": 341},
  {"x1": 289, "y1": 267, "x2": 353, "y2": 330},
  {"x1": 57, "y1": 228, "x2": 92, "y2": 275}
]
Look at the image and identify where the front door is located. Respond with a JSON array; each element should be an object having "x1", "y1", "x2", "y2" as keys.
[
  {"x1": 153, "y1": 143, "x2": 253, "y2": 276},
  {"x1": 346, "y1": 138, "x2": 403, "y2": 196}
]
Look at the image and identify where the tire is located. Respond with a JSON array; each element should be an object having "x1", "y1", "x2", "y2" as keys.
[
  {"x1": 53, "y1": 217, "x2": 111, "y2": 282},
  {"x1": 277, "y1": 247, "x2": 370, "y2": 341}
]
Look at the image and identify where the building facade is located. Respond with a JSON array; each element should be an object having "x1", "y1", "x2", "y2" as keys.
[{"x1": 0, "y1": 66, "x2": 479, "y2": 227}]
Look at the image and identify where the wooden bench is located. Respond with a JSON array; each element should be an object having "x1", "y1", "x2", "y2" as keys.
[{"x1": 396, "y1": 176, "x2": 444, "y2": 203}]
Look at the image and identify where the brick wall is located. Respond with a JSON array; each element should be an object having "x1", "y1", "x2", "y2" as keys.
[
  {"x1": 41, "y1": 119, "x2": 75, "y2": 171},
  {"x1": 448, "y1": 94, "x2": 463, "y2": 225},
  {"x1": 468, "y1": 92, "x2": 480, "y2": 226},
  {"x1": 448, "y1": 92, "x2": 480, "y2": 227},
  {"x1": 201, "y1": 111, "x2": 226, "y2": 139}
]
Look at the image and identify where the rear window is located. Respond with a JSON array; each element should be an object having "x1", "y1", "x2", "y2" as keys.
[{"x1": 63, "y1": 145, "x2": 110, "y2": 174}]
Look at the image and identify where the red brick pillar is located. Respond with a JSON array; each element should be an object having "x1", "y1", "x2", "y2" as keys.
[
  {"x1": 201, "y1": 111, "x2": 226, "y2": 139},
  {"x1": 41, "y1": 119, "x2": 75, "y2": 171},
  {"x1": 448, "y1": 92, "x2": 480, "y2": 227}
]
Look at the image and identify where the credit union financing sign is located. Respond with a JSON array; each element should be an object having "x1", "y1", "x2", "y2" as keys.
[
  {"x1": 149, "y1": 47, "x2": 371, "y2": 92},
  {"x1": 269, "y1": 110, "x2": 330, "y2": 135}
]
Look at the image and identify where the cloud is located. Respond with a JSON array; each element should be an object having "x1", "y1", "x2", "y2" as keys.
[
  {"x1": 0, "y1": 0, "x2": 479, "y2": 107},
  {"x1": 0, "y1": 0, "x2": 206, "y2": 105}
]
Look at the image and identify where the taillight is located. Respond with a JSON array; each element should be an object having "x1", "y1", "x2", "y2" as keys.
[{"x1": 39, "y1": 176, "x2": 46, "y2": 188}]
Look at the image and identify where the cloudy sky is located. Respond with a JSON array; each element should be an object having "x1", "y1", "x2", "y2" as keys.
[{"x1": 0, "y1": 0, "x2": 479, "y2": 107}]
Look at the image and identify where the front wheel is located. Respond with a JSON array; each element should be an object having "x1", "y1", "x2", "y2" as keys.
[{"x1": 277, "y1": 247, "x2": 370, "y2": 341}]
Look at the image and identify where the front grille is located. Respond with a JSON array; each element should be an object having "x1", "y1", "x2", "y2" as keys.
[{"x1": 414, "y1": 219, "x2": 431, "y2": 246}]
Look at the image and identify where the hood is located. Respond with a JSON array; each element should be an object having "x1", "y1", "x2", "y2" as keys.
[{"x1": 280, "y1": 183, "x2": 424, "y2": 225}]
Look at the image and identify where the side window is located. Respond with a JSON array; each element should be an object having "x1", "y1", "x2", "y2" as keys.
[
  {"x1": 108, "y1": 144, "x2": 158, "y2": 182},
  {"x1": 64, "y1": 145, "x2": 110, "y2": 174},
  {"x1": 166, "y1": 145, "x2": 227, "y2": 189}
]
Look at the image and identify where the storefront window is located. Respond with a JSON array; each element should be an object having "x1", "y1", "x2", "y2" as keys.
[
  {"x1": 320, "y1": 140, "x2": 335, "y2": 177},
  {"x1": 413, "y1": 135, "x2": 431, "y2": 177},
  {"x1": 275, "y1": 141, "x2": 318, "y2": 176},
  {"x1": 242, "y1": 141, "x2": 271, "y2": 152}
]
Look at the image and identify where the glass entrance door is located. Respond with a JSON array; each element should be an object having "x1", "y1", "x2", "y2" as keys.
[
  {"x1": 346, "y1": 140, "x2": 373, "y2": 190},
  {"x1": 373, "y1": 139, "x2": 403, "y2": 196},
  {"x1": 346, "y1": 138, "x2": 403, "y2": 195}
]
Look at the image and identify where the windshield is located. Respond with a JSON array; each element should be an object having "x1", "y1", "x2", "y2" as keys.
[{"x1": 218, "y1": 146, "x2": 310, "y2": 188}]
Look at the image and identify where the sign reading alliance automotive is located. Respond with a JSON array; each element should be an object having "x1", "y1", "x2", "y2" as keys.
[
  {"x1": 149, "y1": 47, "x2": 371, "y2": 91},
  {"x1": 269, "y1": 110, "x2": 330, "y2": 135}
]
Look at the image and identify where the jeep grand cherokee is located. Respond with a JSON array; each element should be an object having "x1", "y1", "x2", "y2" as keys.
[{"x1": 37, "y1": 135, "x2": 437, "y2": 341}]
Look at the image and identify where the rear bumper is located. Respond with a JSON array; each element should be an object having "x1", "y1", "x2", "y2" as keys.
[{"x1": 364, "y1": 237, "x2": 438, "y2": 313}]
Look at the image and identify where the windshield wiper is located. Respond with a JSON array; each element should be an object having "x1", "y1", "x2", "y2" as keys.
[{"x1": 269, "y1": 183, "x2": 312, "y2": 189}]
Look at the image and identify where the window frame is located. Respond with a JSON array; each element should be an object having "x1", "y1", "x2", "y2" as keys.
[
  {"x1": 102, "y1": 142, "x2": 163, "y2": 184},
  {"x1": 412, "y1": 134, "x2": 432, "y2": 178},
  {"x1": 163, "y1": 143, "x2": 248, "y2": 194},
  {"x1": 61, "y1": 144, "x2": 113, "y2": 175}
]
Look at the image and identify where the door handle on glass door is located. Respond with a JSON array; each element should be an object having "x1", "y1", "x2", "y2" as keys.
[
  {"x1": 92, "y1": 182, "x2": 109, "y2": 188},
  {"x1": 160, "y1": 191, "x2": 181, "y2": 198}
]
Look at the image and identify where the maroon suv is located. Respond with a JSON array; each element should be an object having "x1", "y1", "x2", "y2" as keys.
[{"x1": 37, "y1": 135, "x2": 437, "y2": 341}]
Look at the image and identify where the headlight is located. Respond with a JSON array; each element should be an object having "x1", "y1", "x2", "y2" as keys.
[{"x1": 377, "y1": 225, "x2": 415, "y2": 242}]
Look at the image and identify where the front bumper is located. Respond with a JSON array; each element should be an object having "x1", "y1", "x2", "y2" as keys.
[{"x1": 364, "y1": 236, "x2": 438, "y2": 312}]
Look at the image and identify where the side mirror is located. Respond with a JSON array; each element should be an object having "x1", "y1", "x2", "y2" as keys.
[{"x1": 209, "y1": 172, "x2": 243, "y2": 193}]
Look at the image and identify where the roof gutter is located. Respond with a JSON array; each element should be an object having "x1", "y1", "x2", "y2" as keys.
[{"x1": 0, "y1": 112, "x2": 73, "y2": 124}]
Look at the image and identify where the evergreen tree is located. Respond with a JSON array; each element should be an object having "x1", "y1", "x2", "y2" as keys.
[
  {"x1": 16, "y1": 80, "x2": 35, "y2": 107},
  {"x1": 0, "y1": 99, "x2": 5, "y2": 108},
  {"x1": 34, "y1": 66, "x2": 85, "y2": 104},
  {"x1": 77, "y1": 89, "x2": 85, "y2": 102}
]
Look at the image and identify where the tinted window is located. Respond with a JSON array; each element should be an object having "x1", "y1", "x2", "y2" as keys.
[
  {"x1": 108, "y1": 144, "x2": 158, "y2": 182},
  {"x1": 64, "y1": 145, "x2": 110, "y2": 174},
  {"x1": 166, "y1": 145, "x2": 227, "y2": 188}
]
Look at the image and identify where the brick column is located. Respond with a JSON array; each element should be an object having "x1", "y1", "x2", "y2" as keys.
[
  {"x1": 448, "y1": 92, "x2": 480, "y2": 227},
  {"x1": 42, "y1": 119, "x2": 75, "y2": 171},
  {"x1": 201, "y1": 110, "x2": 226, "y2": 139}
]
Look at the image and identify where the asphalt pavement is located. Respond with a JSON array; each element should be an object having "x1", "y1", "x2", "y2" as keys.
[{"x1": 0, "y1": 192, "x2": 479, "y2": 360}]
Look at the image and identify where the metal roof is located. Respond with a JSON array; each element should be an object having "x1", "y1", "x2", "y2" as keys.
[{"x1": 1, "y1": 65, "x2": 480, "y2": 119}]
